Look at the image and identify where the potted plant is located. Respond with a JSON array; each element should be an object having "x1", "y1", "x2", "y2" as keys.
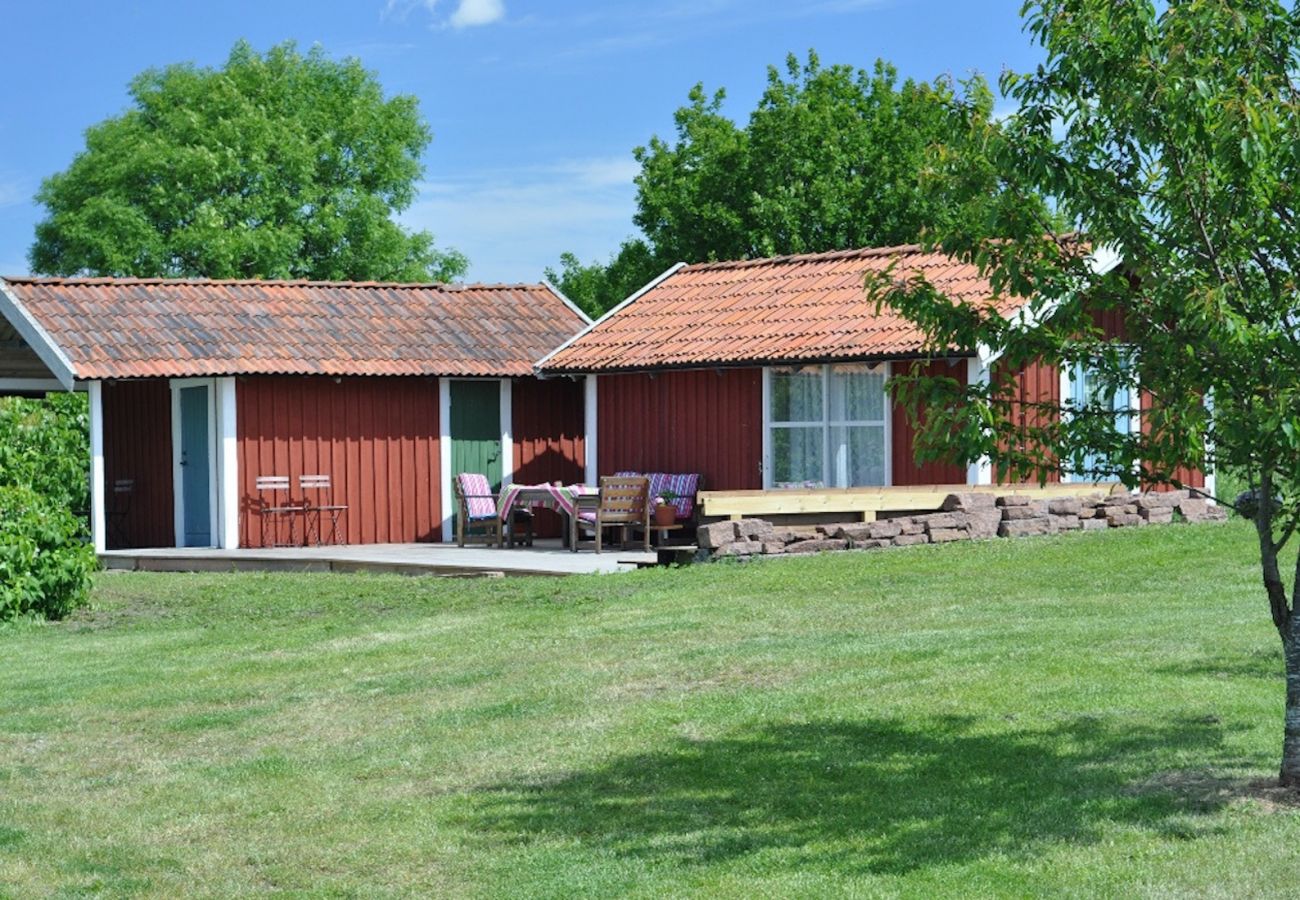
[{"x1": 653, "y1": 490, "x2": 679, "y2": 526}]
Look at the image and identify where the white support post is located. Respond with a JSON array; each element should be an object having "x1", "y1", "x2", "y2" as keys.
[
  {"x1": 967, "y1": 357, "x2": 993, "y2": 485},
  {"x1": 499, "y1": 378, "x2": 514, "y2": 489},
  {"x1": 584, "y1": 375, "x2": 598, "y2": 486},
  {"x1": 88, "y1": 380, "x2": 107, "y2": 555},
  {"x1": 216, "y1": 377, "x2": 239, "y2": 549},
  {"x1": 439, "y1": 378, "x2": 452, "y2": 542}
]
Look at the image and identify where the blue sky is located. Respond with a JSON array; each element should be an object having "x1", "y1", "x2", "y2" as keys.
[{"x1": 0, "y1": 1, "x2": 1043, "y2": 283}]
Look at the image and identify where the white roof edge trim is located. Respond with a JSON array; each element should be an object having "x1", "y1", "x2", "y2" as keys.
[
  {"x1": 0, "y1": 280, "x2": 77, "y2": 389},
  {"x1": 541, "y1": 279, "x2": 594, "y2": 327},
  {"x1": 533, "y1": 261, "x2": 688, "y2": 373},
  {"x1": 981, "y1": 245, "x2": 1125, "y2": 368}
]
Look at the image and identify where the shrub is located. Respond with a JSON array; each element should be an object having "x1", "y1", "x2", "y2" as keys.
[
  {"x1": 0, "y1": 393, "x2": 90, "y2": 515},
  {"x1": 0, "y1": 485, "x2": 96, "y2": 620}
]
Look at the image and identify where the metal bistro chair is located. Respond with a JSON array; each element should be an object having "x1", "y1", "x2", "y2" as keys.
[
  {"x1": 256, "y1": 475, "x2": 304, "y2": 547},
  {"x1": 107, "y1": 478, "x2": 134, "y2": 548},
  {"x1": 300, "y1": 474, "x2": 348, "y2": 545},
  {"x1": 575, "y1": 475, "x2": 650, "y2": 553}
]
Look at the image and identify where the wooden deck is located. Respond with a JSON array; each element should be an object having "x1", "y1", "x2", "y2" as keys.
[
  {"x1": 698, "y1": 482, "x2": 1124, "y2": 521},
  {"x1": 100, "y1": 539, "x2": 657, "y2": 578}
]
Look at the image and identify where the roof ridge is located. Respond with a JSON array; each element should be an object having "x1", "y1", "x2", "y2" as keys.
[
  {"x1": 0, "y1": 275, "x2": 549, "y2": 292},
  {"x1": 681, "y1": 243, "x2": 926, "y2": 273}
]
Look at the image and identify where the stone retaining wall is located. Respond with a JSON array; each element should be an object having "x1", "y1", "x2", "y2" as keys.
[{"x1": 698, "y1": 490, "x2": 1227, "y2": 561}]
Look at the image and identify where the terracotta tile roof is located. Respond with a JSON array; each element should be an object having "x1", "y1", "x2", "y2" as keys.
[
  {"x1": 538, "y1": 245, "x2": 1028, "y2": 373},
  {"x1": 0, "y1": 276, "x2": 587, "y2": 380}
]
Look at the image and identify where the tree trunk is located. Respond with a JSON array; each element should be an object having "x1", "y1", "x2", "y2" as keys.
[{"x1": 1282, "y1": 622, "x2": 1300, "y2": 786}]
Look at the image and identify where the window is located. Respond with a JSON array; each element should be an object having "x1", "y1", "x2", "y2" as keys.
[
  {"x1": 1063, "y1": 360, "x2": 1135, "y2": 482},
  {"x1": 766, "y1": 364, "x2": 889, "y2": 488}
]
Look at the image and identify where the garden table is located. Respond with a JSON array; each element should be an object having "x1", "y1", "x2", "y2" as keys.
[{"x1": 497, "y1": 483, "x2": 599, "y2": 548}]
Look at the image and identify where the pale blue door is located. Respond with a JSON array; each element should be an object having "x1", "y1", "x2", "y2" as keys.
[{"x1": 179, "y1": 386, "x2": 212, "y2": 547}]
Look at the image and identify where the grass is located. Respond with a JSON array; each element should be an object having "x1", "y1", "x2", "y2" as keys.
[{"x1": 2, "y1": 521, "x2": 1298, "y2": 896}]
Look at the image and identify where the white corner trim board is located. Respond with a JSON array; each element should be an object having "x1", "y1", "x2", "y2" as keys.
[
  {"x1": 0, "y1": 281, "x2": 78, "y2": 389},
  {"x1": 439, "y1": 378, "x2": 452, "y2": 543},
  {"x1": 584, "y1": 375, "x2": 598, "y2": 486},
  {"x1": 88, "y1": 381, "x2": 107, "y2": 554},
  {"x1": 217, "y1": 377, "x2": 240, "y2": 549}
]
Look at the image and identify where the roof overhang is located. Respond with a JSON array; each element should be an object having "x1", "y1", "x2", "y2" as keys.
[{"x1": 0, "y1": 279, "x2": 77, "y2": 389}]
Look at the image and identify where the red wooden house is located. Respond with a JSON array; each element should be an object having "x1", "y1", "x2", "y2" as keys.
[
  {"x1": 537, "y1": 244, "x2": 1209, "y2": 500},
  {"x1": 0, "y1": 276, "x2": 592, "y2": 552}
]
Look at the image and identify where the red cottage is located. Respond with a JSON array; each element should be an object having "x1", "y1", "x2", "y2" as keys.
[
  {"x1": 537, "y1": 244, "x2": 1209, "y2": 504},
  {"x1": 0, "y1": 276, "x2": 592, "y2": 552}
]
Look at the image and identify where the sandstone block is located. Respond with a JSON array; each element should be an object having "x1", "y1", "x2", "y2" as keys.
[
  {"x1": 1178, "y1": 498, "x2": 1210, "y2": 522},
  {"x1": 942, "y1": 492, "x2": 997, "y2": 512},
  {"x1": 1102, "y1": 504, "x2": 1138, "y2": 518},
  {"x1": 761, "y1": 541, "x2": 787, "y2": 555},
  {"x1": 1049, "y1": 514, "x2": 1082, "y2": 531},
  {"x1": 966, "y1": 510, "x2": 1003, "y2": 540},
  {"x1": 738, "y1": 519, "x2": 775, "y2": 540},
  {"x1": 834, "y1": 524, "x2": 879, "y2": 542},
  {"x1": 1002, "y1": 507, "x2": 1042, "y2": 521},
  {"x1": 892, "y1": 533, "x2": 930, "y2": 547},
  {"x1": 1106, "y1": 513, "x2": 1142, "y2": 527},
  {"x1": 997, "y1": 495, "x2": 1032, "y2": 507},
  {"x1": 1139, "y1": 507, "x2": 1174, "y2": 524},
  {"x1": 849, "y1": 538, "x2": 890, "y2": 550},
  {"x1": 698, "y1": 521, "x2": 740, "y2": 548},
  {"x1": 898, "y1": 520, "x2": 926, "y2": 535},
  {"x1": 1080, "y1": 518, "x2": 1109, "y2": 531},
  {"x1": 867, "y1": 520, "x2": 903, "y2": 540},
  {"x1": 785, "y1": 538, "x2": 849, "y2": 554},
  {"x1": 712, "y1": 540, "x2": 762, "y2": 558},
  {"x1": 1136, "y1": 491, "x2": 1185, "y2": 509},
  {"x1": 999, "y1": 518, "x2": 1050, "y2": 538},
  {"x1": 1047, "y1": 497, "x2": 1082, "y2": 516},
  {"x1": 929, "y1": 528, "x2": 968, "y2": 543}
]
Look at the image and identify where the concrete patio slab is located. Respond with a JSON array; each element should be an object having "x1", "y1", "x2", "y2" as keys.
[{"x1": 101, "y1": 540, "x2": 657, "y2": 578}]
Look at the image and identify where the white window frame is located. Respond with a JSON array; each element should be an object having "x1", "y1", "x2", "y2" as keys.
[
  {"x1": 1059, "y1": 359, "x2": 1140, "y2": 484},
  {"x1": 761, "y1": 363, "x2": 892, "y2": 490}
]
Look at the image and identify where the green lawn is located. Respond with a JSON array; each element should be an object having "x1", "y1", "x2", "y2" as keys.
[{"x1": 3, "y1": 522, "x2": 1297, "y2": 897}]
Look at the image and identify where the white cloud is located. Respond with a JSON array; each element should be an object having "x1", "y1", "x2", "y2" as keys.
[
  {"x1": 401, "y1": 155, "x2": 639, "y2": 283},
  {"x1": 0, "y1": 180, "x2": 28, "y2": 210},
  {"x1": 383, "y1": 0, "x2": 505, "y2": 29},
  {"x1": 449, "y1": 0, "x2": 505, "y2": 29}
]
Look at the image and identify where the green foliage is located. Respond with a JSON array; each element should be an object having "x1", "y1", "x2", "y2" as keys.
[
  {"x1": 30, "y1": 40, "x2": 466, "y2": 282},
  {"x1": 544, "y1": 239, "x2": 661, "y2": 318},
  {"x1": 0, "y1": 485, "x2": 95, "y2": 621},
  {"x1": 552, "y1": 51, "x2": 1010, "y2": 314},
  {"x1": 0, "y1": 394, "x2": 93, "y2": 620},
  {"x1": 871, "y1": 0, "x2": 1300, "y2": 773},
  {"x1": 0, "y1": 393, "x2": 89, "y2": 515}
]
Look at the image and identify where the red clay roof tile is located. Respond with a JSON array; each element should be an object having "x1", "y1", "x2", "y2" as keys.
[
  {"x1": 539, "y1": 244, "x2": 1026, "y2": 373},
  {"x1": 0, "y1": 276, "x2": 586, "y2": 380}
]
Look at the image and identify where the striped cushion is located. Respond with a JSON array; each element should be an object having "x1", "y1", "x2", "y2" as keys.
[
  {"x1": 615, "y1": 471, "x2": 699, "y2": 520},
  {"x1": 457, "y1": 472, "x2": 498, "y2": 520}
]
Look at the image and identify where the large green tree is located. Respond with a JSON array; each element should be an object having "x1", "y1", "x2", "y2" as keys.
[
  {"x1": 550, "y1": 53, "x2": 997, "y2": 314},
  {"x1": 30, "y1": 40, "x2": 466, "y2": 282},
  {"x1": 875, "y1": 0, "x2": 1300, "y2": 783}
]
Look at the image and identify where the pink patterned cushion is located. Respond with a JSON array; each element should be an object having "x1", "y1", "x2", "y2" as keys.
[
  {"x1": 616, "y1": 471, "x2": 699, "y2": 520},
  {"x1": 457, "y1": 472, "x2": 498, "y2": 520}
]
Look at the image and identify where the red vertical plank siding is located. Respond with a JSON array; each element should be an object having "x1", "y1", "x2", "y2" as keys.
[
  {"x1": 993, "y1": 358, "x2": 1063, "y2": 484},
  {"x1": 237, "y1": 376, "x2": 441, "y2": 547},
  {"x1": 596, "y1": 369, "x2": 763, "y2": 491},
  {"x1": 102, "y1": 380, "x2": 175, "y2": 549},
  {"x1": 890, "y1": 359, "x2": 970, "y2": 486},
  {"x1": 1140, "y1": 388, "x2": 1205, "y2": 491},
  {"x1": 511, "y1": 377, "x2": 587, "y2": 537}
]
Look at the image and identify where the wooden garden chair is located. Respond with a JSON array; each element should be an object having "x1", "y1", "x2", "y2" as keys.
[
  {"x1": 453, "y1": 472, "x2": 504, "y2": 548},
  {"x1": 575, "y1": 475, "x2": 650, "y2": 553}
]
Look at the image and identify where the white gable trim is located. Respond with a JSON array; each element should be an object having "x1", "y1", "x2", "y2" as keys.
[
  {"x1": 533, "y1": 262, "x2": 688, "y2": 372},
  {"x1": 0, "y1": 281, "x2": 77, "y2": 389}
]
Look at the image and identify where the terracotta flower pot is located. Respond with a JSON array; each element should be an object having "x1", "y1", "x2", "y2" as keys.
[{"x1": 654, "y1": 504, "x2": 677, "y2": 527}]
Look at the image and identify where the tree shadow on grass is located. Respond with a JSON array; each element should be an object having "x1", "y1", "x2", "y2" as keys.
[{"x1": 466, "y1": 716, "x2": 1251, "y2": 875}]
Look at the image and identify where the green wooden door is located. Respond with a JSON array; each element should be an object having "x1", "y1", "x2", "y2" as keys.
[{"x1": 450, "y1": 380, "x2": 503, "y2": 532}]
